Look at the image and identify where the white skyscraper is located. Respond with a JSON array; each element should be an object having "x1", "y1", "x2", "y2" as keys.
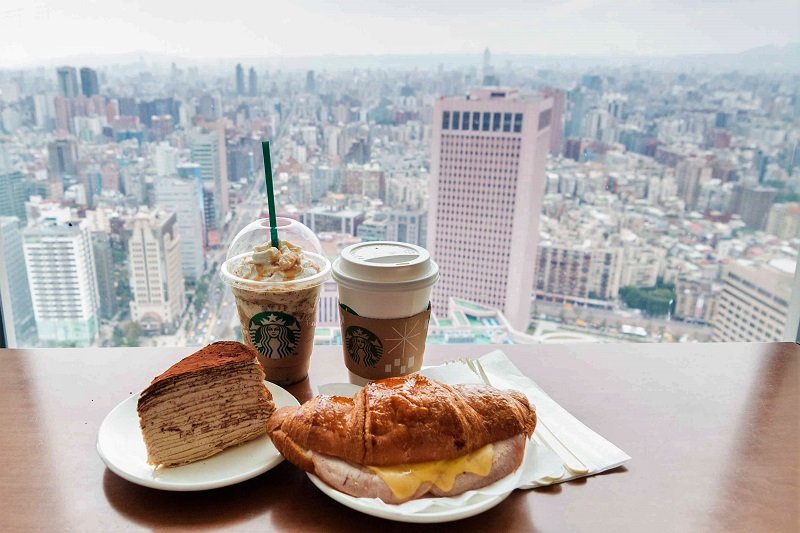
[
  {"x1": 22, "y1": 217, "x2": 100, "y2": 346},
  {"x1": 189, "y1": 126, "x2": 228, "y2": 228},
  {"x1": 429, "y1": 88, "x2": 553, "y2": 331},
  {"x1": 155, "y1": 176, "x2": 206, "y2": 281},
  {"x1": 154, "y1": 142, "x2": 178, "y2": 176},
  {"x1": 0, "y1": 217, "x2": 36, "y2": 346},
  {"x1": 128, "y1": 210, "x2": 185, "y2": 333}
]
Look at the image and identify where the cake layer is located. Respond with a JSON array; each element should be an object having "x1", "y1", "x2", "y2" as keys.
[
  {"x1": 138, "y1": 367, "x2": 266, "y2": 414},
  {"x1": 138, "y1": 362, "x2": 261, "y2": 410},
  {"x1": 137, "y1": 341, "x2": 276, "y2": 467},
  {"x1": 145, "y1": 420, "x2": 268, "y2": 467}
]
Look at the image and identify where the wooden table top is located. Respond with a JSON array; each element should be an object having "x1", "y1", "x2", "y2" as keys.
[{"x1": 1, "y1": 342, "x2": 797, "y2": 532}]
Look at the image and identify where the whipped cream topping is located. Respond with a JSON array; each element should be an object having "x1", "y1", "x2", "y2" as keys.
[{"x1": 233, "y1": 240, "x2": 320, "y2": 282}]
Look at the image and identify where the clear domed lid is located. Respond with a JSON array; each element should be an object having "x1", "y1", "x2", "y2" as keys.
[{"x1": 226, "y1": 217, "x2": 323, "y2": 261}]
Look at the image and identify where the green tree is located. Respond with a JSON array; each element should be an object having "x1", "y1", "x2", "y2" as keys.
[
  {"x1": 619, "y1": 284, "x2": 676, "y2": 317},
  {"x1": 113, "y1": 322, "x2": 142, "y2": 347}
]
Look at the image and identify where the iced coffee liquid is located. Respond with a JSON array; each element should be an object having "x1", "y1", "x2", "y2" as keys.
[{"x1": 232, "y1": 283, "x2": 321, "y2": 385}]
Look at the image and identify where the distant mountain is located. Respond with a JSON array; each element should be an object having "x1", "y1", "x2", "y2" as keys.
[
  {"x1": 655, "y1": 43, "x2": 800, "y2": 72},
  {"x1": 7, "y1": 43, "x2": 800, "y2": 73}
]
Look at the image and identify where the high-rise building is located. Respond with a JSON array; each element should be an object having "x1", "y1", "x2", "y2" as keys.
[
  {"x1": 302, "y1": 206, "x2": 365, "y2": 235},
  {"x1": 0, "y1": 217, "x2": 36, "y2": 347},
  {"x1": 248, "y1": 67, "x2": 258, "y2": 96},
  {"x1": 202, "y1": 185, "x2": 217, "y2": 242},
  {"x1": 79, "y1": 67, "x2": 99, "y2": 97},
  {"x1": 188, "y1": 126, "x2": 228, "y2": 228},
  {"x1": 22, "y1": 217, "x2": 100, "y2": 346},
  {"x1": 675, "y1": 157, "x2": 712, "y2": 211},
  {"x1": 91, "y1": 231, "x2": 117, "y2": 320},
  {"x1": 0, "y1": 170, "x2": 29, "y2": 224},
  {"x1": 674, "y1": 277, "x2": 718, "y2": 324},
  {"x1": 565, "y1": 87, "x2": 588, "y2": 139},
  {"x1": 127, "y1": 210, "x2": 185, "y2": 333},
  {"x1": 235, "y1": 63, "x2": 245, "y2": 95},
  {"x1": 386, "y1": 209, "x2": 427, "y2": 247},
  {"x1": 154, "y1": 176, "x2": 206, "y2": 281},
  {"x1": 731, "y1": 185, "x2": 778, "y2": 230},
  {"x1": 154, "y1": 142, "x2": 178, "y2": 176},
  {"x1": 711, "y1": 259, "x2": 793, "y2": 342},
  {"x1": 56, "y1": 67, "x2": 79, "y2": 98},
  {"x1": 765, "y1": 203, "x2": 800, "y2": 240},
  {"x1": 341, "y1": 163, "x2": 385, "y2": 201},
  {"x1": 306, "y1": 70, "x2": 316, "y2": 93},
  {"x1": 429, "y1": 88, "x2": 553, "y2": 330},
  {"x1": 150, "y1": 115, "x2": 173, "y2": 141},
  {"x1": 482, "y1": 48, "x2": 498, "y2": 86},
  {"x1": 542, "y1": 88, "x2": 565, "y2": 156},
  {"x1": 53, "y1": 96, "x2": 73, "y2": 134},
  {"x1": 356, "y1": 214, "x2": 389, "y2": 242},
  {"x1": 534, "y1": 241, "x2": 623, "y2": 306},
  {"x1": 197, "y1": 94, "x2": 218, "y2": 121},
  {"x1": 117, "y1": 97, "x2": 138, "y2": 117},
  {"x1": 47, "y1": 138, "x2": 79, "y2": 176}
]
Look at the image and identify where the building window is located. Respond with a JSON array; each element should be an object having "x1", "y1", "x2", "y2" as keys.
[
  {"x1": 452, "y1": 111, "x2": 460, "y2": 130},
  {"x1": 514, "y1": 113, "x2": 523, "y2": 132},
  {"x1": 503, "y1": 113, "x2": 512, "y2": 132},
  {"x1": 472, "y1": 112, "x2": 481, "y2": 131},
  {"x1": 442, "y1": 111, "x2": 450, "y2": 130},
  {"x1": 462, "y1": 111, "x2": 471, "y2": 131},
  {"x1": 482, "y1": 112, "x2": 491, "y2": 131},
  {"x1": 493, "y1": 112, "x2": 501, "y2": 131}
]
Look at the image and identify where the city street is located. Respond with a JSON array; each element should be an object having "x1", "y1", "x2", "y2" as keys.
[{"x1": 189, "y1": 102, "x2": 296, "y2": 347}]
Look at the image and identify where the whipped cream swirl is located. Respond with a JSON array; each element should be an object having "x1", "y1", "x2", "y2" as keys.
[{"x1": 234, "y1": 240, "x2": 320, "y2": 282}]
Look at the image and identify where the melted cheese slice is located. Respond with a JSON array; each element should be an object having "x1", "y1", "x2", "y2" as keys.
[{"x1": 368, "y1": 443, "x2": 494, "y2": 501}]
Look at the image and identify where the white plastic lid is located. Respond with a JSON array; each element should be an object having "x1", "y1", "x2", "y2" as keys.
[
  {"x1": 332, "y1": 241, "x2": 439, "y2": 292},
  {"x1": 225, "y1": 217, "x2": 323, "y2": 261},
  {"x1": 220, "y1": 217, "x2": 330, "y2": 289}
]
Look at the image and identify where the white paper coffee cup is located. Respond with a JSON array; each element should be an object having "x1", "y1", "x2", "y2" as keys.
[
  {"x1": 332, "y1": 241, "x2": 438, "y2": 318},
  {"x1": 332, "y1": 242, "x2": 438, "y2": 385}
]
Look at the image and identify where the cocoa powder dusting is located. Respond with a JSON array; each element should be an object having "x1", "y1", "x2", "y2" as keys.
[{"x1": 148, "y1": 341, "x2": 260, "y2": 387}]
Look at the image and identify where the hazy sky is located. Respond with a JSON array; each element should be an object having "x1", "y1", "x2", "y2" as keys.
[{"x1": 2, "y1": 0, "x2": 798, "y2": 66}]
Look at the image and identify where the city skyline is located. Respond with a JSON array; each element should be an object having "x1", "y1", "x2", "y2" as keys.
[
  {"x1": 0, "y1": 53, "x2": 797, "y2": 348},
  {"x1": 2, "y1": 0, "x2": 799, "y2": 67}
]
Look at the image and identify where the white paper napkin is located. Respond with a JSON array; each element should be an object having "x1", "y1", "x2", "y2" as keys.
[{"x1": 473, "y1": 350, "x2": 631, "y2": 487}]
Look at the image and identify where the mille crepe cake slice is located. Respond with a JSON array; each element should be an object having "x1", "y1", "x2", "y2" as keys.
[{"x1": 137, "y1": 341, "x2": 275, "y2": 467}]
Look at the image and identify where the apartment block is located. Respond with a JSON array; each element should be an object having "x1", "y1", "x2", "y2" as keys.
[
  {"x1": 154, "y1": 176, "x2": 206, "y2": 281},
  {"x1": 535, "y1": 242, "x2": 623, "y2": 307},
  {"x1": 711, "y1": 258, "x2": 793, "y2": 341},
  {"x1": 22, "y1": 218, "x2": 100, "y2": 346},
  {"x1": 127, "y1": 210, "x2": 185, "y2": 334},
  {"x1": 765, "y1": 203, "x2": 800, "y2": 240}
]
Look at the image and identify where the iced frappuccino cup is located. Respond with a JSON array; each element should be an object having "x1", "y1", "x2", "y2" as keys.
[{"x1": 220, "y1": 218, "x2": 330, "y2": 385}]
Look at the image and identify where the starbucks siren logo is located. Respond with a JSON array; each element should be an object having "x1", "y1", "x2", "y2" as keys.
[
  {"x1": 249, "y1": 311, "x2": 300, "y2": 359},
  {"x1": 345, "y1": 327, "x2": 383, "y2": 367}
]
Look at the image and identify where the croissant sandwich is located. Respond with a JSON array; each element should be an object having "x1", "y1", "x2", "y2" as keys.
[{"x1": 267, "y1": 374, "x2": 536, "y2": 503}]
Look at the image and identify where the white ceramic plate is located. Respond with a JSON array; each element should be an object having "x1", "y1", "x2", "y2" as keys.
[
  {"x1": 96, "y1": 381, "x2": 299, "y2": 491},
  {"x1": 306, "y1": 472, "x2": 517, "y2": 523}
]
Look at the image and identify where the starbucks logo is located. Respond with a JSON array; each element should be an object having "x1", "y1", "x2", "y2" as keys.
[
  {"x1": 249, "y1": 311, "x2": 300, "y2": 359},
  {"x1": 345, "y1": 327, "x2": 383, "y2": 367}
]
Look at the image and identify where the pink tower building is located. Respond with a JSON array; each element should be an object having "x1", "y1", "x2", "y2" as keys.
[{"x1": 428, "y1": 88, "x2": 553, "y2": 331}]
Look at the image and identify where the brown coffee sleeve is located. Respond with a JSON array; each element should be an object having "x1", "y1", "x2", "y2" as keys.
[{"x1": 339, "y1": 304, "x2": 431, "y2": 380}]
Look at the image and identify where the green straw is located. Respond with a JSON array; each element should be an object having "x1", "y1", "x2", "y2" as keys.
[{"x1": 261, "y1": 140, "x2": 280, "y2": 248}]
